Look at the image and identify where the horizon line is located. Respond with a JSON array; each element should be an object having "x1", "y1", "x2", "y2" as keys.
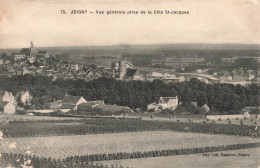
[{"x1": 1, "y1": 42, "x2": 260, "y2": 50}]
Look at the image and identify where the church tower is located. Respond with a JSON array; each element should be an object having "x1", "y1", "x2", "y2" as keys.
[
  {"x1": 119, "y1": 57, "x2": 127, "y2": 80},
  {"x1": 28, "y1": 41, "x2": 36, "y2": 59}
]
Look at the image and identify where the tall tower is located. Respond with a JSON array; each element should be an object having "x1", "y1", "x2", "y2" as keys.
[
  {"x1": 29, "y1": 41, "x2": 36, "y2": 59},
  {"x1": 119, "y1": 58, "x2": 127, "y2": 80},
  {"x1": 30, "y1": 41, "x2": 34, "y2": 49}
]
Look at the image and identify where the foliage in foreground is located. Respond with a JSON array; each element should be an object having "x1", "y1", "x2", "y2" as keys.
[{"x1": 1, "y1": 143, "x2": 259, "y2": 168}]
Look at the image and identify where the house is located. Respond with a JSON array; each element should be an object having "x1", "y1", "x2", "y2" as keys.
[
  {"x1": 2, "y1": 91, "x2": 16, "y2": 104},
  {"x1": 60, "y1": 95, "x2": 87, "y2": 112},
  {"x1": 191, "y1": 102, "x2": 197, "y2": 107},
  {"x1": 0, "y1": 101, "x2": 16, "y2": 114},
  {"x1": 147, "y1": 102, "x2": 158, "y2": 112},
  {"x1": 201, "y1": 104, "x2": 210, "y2": 112},
  {"x1": 77, "y1": 100, "x2": 105, "y2": 111},
  {"x1": 38, "y1": 57, "x2": 46, "y2": 65},
  {"x1": 71, "y1": 64, "x2": 79, "y2": 71},
  {"x1": 27, "y1": 57, "x2": 36, "y2": 63},
  {"x1": 16, "y1": 90, "x2": 33, "y2": 105},
  {"x1": 158, "y1": 96, "x2": 178, "y2": 110},
  {"x1": 147, "y1": 96, "x2": 178, "y2": 112},
  {"x1": 13, "y1": 53, "x2": 26, "y2": 61},
  {"x1": 7, "y1": 67, "x2": 15, "y2": 74}
]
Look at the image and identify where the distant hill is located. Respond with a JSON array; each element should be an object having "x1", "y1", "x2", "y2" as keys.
[{"x1": 1, "y1": 43, "x2": 259, "y2": 58}]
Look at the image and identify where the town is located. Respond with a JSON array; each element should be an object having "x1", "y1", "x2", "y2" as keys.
[
  {"x1": 0, "y1": 42, "x2": 259, "y2": 116},
  {"x1": 0, "y1": 42, "x2": 259, "y2": 168},
  {"x1": 1, "y1": 0, "x2": 259, "y2": 167}
]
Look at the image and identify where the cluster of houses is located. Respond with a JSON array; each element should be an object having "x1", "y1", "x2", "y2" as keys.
[
  {"x1": 0, "y1": 42, "x2": 137, "y2": 82},
  {"x1": 47, "y1": 95, "x2": 133, "y2": 114},
  {"x1": 0, "y1": 90, "x2": 133, "y2": 115},
  {"x1": 147, "y1": 96, "x2": 179, "y2": 112},
  {"x1": 147, "y1": 96, "x2": 211, "y2": 113},
  {"x1": 0, "y1": 90, "x2": 32, "y2": 114}
]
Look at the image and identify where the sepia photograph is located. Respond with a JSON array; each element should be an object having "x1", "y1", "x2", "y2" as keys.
[{"x1": 0, "y1": 0, "x2": 259, "y2": 167}]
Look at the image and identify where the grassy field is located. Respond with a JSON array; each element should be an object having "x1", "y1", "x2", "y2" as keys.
[
  {"x1": 97, "y1": 148, "x2": 260, "y2": 168},
  {"x1": 126, "y1": 113, "x2": 260, "y2": 126},
  {"x1": 0, "y1": 114, "x2": 82, "y2": 122},
  {"x1": 1, "y1": 131, "x2": 259, "y2": 159},
  {"x1": 139, "y1": 116, "x2": 260, "y2": 126}
]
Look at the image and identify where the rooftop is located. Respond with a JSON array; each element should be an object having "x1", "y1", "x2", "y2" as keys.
[{"x1": 62, "y1": 95, "x2": 84, "y2": 104}]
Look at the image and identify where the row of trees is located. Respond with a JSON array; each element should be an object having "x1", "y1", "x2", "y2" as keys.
[
  {"x1": 0, "y1": 75, "x2": 259, "y2": 113},
  {"x1": 0, "y1": 152, "x2": 128, "y2": 168},
  {"x1": 1, "y1": 143, "x2": 259, "y2": 167}
]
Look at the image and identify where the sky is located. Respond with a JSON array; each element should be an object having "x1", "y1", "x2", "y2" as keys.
[{"x1": 0, "y1": 0, "x2": 259, "y2": 48}]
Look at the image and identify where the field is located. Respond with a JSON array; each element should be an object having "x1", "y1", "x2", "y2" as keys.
[
  {"x1": 1, "y1": 116, "x2": 260, "y2": 167},
  {"x1": 0, "y1": 114, "x2": 82, "y2": 122},
  {"x1": 1, "y1": 117, "x2": 259, "y2": 138},
  {"x1": 140, "y1": 116, "x2": 260, "y2": 126},
  {"x1": 1, "y1": 131, "x2": 259, "y2": 159},
  {"x1": 97, "y1": 148, "x2": 260, "y2": 168}
]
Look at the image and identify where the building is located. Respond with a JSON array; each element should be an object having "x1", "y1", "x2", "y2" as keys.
[
  {"x1": 147, "y1": 96, "x2": 178, "y2": 112},
  {"x1": 60, "y1": 95, "x2": 87, "y2": 112},
  {"x1": 12, "y1": 41, "x2": 36, "y2": 62},
  {"x1": 0, "y1": 101, "x2": 16, "y2": 114},
  {"x1": 147, "y1": 102, "x2": 158, "y2": 112},
  {"x1": 2, "y1": 91, "x2": 16, "y2": 104},
  {"x1": 201, "y1": 104, "x2": 210, "y2": 113},
  {"x1": 114, "y1": 58, "x2": 134, "y2": 80},
  {"x1": 71, "y1": 64, "x2": 79, "y2": 71},
  {"x1": 13, "y1": 53, "x2": 26, "y2": 61},
  {"x1": 158, "y1": 96, "x2": 178, "y2": 110},
  {"x1": 77, "y1": 100, "x2": 105, "y2": 111}
]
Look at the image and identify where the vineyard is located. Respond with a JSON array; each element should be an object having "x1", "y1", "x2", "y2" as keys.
[
  {"x1": 1, "y1": 143, "x2": 259, "y2": 168},
  {"x1": 1, "y1": 117, "x2": 260, "y2": 167},
  {"x1": 97, "y1": 148, "x2": 260, "y2": 168},
  {"x1": 1, "y1": 131, "x2": 259, "y2": 159},
  {"x1": 0, "y1": 118, "x2": 259, "y2": 138}
]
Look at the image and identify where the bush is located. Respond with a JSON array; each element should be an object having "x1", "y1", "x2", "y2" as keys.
[
  {"x1": 161, "y1": 109, "x2": 175, "y2": 114},
  {"x1": 249, "y1": 108, "x2": 260, "y2": 114},
  {"x1": 15, "y1": 109, "x2": 28, "y2": 115}
]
